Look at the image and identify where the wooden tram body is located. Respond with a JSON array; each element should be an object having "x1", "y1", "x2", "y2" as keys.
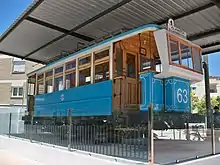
[{"x1": 26, "y1": 23, "x2": 203, "y2": 122}]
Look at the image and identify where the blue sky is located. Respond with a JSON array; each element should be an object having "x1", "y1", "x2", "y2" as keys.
[{"x1": 0, "y1": 0, "x2": 219, "y2": 76}]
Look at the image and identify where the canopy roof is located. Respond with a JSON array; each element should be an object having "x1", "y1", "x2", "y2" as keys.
[{"x1": 0, "y1": 0, "x2": 219, "y2": 64}]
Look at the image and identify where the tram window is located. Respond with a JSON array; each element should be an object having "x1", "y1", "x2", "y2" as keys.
[
  {"x1": 115, "y1": 48, "x2": 123, "y2": 77},
  {"x1": 55, "y1": 66, "x2": 63, "y2": 74},
  {"x1": 66, "y1": 60, "x2": 76, "y2": 70},
  {"x1": 66, "y1": 72, "x2": 75, "y2": 89},
  {"x1": 169, "y1": 40, "x2": 180, "y2": 64},
  {"x1": 46, "y1": 70, "x2": 53, "y2": 77},
  {"x1": 54, "y1": 76, "x2": 63, "y2": 92},
  {"x1": 37, "y1": 81, "x2": 44, "y2": 95},
  {"x1": 37, "y1": 74, "x2": 44, "y2": 80},
  {"x1": 79, "y1": 56, "x2": 91, "y2": 66},
  {"x1": 181, "y1": 44, "x2": 193, "y2": 69},
  {"x1": 193, "y1": 48, "x2": 202, "y2": 72},
  {"x1": 95, "y1": 62, "x2": 109, "y2": 83},
  {"x1": 95, "y1": 49, "x2": 109, "y2": 60},
  {"x1": 127, "y1": 53, "x2": 136, "y2": 78},
  {"x1": 140, "y1": 55, "x2": 151, "y2": 72},
  {"x1": 45, "y1": 79, "x2": 53, "y2": 93},
  {"x1": 79, "y1": 68, "x2": 91, "y2": 86}
]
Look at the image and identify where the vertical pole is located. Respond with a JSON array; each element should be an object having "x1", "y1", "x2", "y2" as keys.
[
  {"x1": 203, "y1": 61, "x2": 215, "y2": 155},
  {"x1": 148, "y1": 104, "x2": 154, "y2": 165},
  {"x1": 30, "y1": 110, "x2": 34, "y2": 143},
  {"x1": 68, "y1": 109, "x2": 72, "y2": 151},
  {"x1": 8, "y1": 113, "x2": 12, "y2": 137}
]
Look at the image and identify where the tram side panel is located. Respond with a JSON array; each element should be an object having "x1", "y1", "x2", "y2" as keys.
[{"x1": 34, "y1": 80, "x2": 113, "y2": 117}]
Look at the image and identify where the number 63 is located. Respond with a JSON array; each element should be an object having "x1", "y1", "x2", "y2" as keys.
[{"x1": 177, "y1": 88, "x2": 188, "y2": 103}]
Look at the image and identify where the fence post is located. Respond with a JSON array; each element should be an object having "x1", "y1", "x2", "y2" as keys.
[
  {"x1": 148, "y1": 104, "x2": 154, "y2": 165},
  {"x1": 30, "y1": 111, "x2": 34, "y2": 142},
  {"x1": 68, "y1": 109, "x2": 72, "y2": 151},
  {"x1": 8, "y1": 113, "x2": 12, "y2": 137}
]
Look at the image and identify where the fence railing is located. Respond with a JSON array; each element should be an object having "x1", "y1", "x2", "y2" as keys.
[{"x1": 1, "y1": 109, "x2": 220, "y2": 164}]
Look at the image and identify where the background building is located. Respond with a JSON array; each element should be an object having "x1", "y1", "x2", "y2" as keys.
[
  {"x1": 191, "y1": 76, "x2": 220, "y2": 99},
  {"x1": 0, "y1": 55, "x2": 43, "y2": 113}
]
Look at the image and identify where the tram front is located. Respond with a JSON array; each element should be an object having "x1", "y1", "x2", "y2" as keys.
[{"x1": 140, "y1": 19, "x2": 203, "y2": 113}]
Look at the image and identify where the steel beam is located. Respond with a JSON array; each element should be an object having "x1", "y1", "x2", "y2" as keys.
[
  {"x1": 188, "y1": 28, "x2": 220, "y2": 41},
  {"x1": 26, "y1": 16, "x2": 94, "y2": 42},
  {"x1": 23, "y1": 0, "x2": 132, "y2": 59},
  {"x1": 157, "y1": 3, "x2": 215, "y2": 25},
  {"x1": 201, "y1": 41, "x2": 220, "y2": 49}
]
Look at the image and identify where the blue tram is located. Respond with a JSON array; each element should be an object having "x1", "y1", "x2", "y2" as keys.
[{"x1": 27, "y1": 21, "x2": 203, "y2": 121}]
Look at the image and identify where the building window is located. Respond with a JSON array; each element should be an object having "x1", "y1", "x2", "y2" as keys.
[
  {"x1": 12, "y1": 59, "x2": 25, "y2": 73},
  {"x1": 169, "y1": 39, "x2": 180, "y2": 65},
  {"x1": 210, "y1": 84, "x2": 217, "y2": 93},
  {"x1": 11, "y1": 87, "x2": 23, "y2": 97}
]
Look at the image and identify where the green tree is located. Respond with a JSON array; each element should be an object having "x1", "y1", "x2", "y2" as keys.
[{"x1": 191, "y1": 92, "x2": 219, "y2": 115}]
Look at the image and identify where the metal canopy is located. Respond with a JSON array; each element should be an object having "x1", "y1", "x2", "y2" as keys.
[{"x1": 0, "y1": 0, "x2": 220, "y2": 64}]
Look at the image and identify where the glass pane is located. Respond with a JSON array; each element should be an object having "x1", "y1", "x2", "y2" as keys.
[
  {"x1": 66, "y1": 60, "x2": 76, "y2": 70},
  {"x1": 46, "y1": 70, "x2": 53, "y2": 77},
  {"x1": 65, "y1": 72, "x2": 75, "y2": 89},
  {"x1": 37, "y1": 81, "x2": 44, "y2": 95},
  {"x1": 140, "y1": 55, "x2": 151, "y2": 72},
  {"x1": 95, "y1": 49, "x2": 109, "y2": 60},
  {"x1": 12, "y1": 88, "x2": 18, "y2": 96},
  {"x1": 126, "y1": 53, "x2": 136, "y2": 78},
  {"x1": 37, "y1": 74, "x2": 44, "y2": 80},
  {"x1": 13, "y1": 61, "x2": 25, "y2": 73},
  {"x1": 79, "y1": 68, "x2": 91, "y2": 86},
  {"x1": 79, "y1": 56, "x2": 91, "y2": 65},
  {"x1": 115, "y1": 47, "x2": 123, "y2": 77},
  {"x1": 54, "y1": 76, "x2": 63, "y2": 91},
  {"x1": 18, "y1": 87, "x2": 23, "y2": 96},
  {"x1": 169, "y1": 39, "x2": 180, "y2": 64},
  {"x1": 181, "y1": 44, "x2": 193, "y2": 69},
  {"x1": 55, "y1": 67, "x2": 63, "y2": 74},
  {"x1": 95, "y1": 62, "x2": 109, "y2": 83},
  {"x1": 45, "y1": 79, "x2": 53, "y2": 93},
  {"x1": 193, "y1": 48, "x2": 202, "y2": 72}
]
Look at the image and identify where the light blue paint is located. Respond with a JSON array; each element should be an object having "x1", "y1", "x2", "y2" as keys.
[
  {"x1": 140, "y1": 72, "x2": 164, "y2": 112},
  {"x1": 34, "y1": 80, "x2": 112, "y2": 117},
  {"x1": 165, "y1": 77, "x2": 190, "y2": 112},
  {"x1": 28, "y1": 24, "x2": 160, "y2": 76}
]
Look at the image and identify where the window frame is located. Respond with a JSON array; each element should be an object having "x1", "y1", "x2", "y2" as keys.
[
  {"x1": 45, "y1": 70, "x2": 53, "y2": 93},
  {"x1": 167, "y1": 33, "x2": 202, "y2": 74},
  {"x1": 65, "y1": 59, "x2": 76, "y2": 89},
  {"x1": 94, "y1": 48, "x2": 110, "y2": 83},
  {"x1": 11, "y1": 86, "x2": 23, "y2": 98},
  {"x1": 36, "y1": 73, "x2": 44, "y2": 95},
  {"x1": 12, "y1": 59, "x2": 26, "y2": 74}
]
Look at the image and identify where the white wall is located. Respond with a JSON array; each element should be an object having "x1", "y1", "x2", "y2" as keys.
[{"x1": 0, "y1": 136, "x2": 150, "y2": 165}]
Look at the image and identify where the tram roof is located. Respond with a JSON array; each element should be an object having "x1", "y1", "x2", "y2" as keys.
[{"x1": 0, "y1": 0, "x2": 220, "y2": 64}]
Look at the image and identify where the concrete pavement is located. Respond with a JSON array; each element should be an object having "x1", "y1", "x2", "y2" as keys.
[{"x1": 0, "y1": 149, "x2": 44, "y2": 165}]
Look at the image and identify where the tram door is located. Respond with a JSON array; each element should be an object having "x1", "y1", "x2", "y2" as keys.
[{"x1": 113, "y1": 42, "x2": 139, "y2": 111}]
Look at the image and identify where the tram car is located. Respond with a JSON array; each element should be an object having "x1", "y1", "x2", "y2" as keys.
[{"x1": 26, "y1": 20, "x2": 203, "y2": 122}]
